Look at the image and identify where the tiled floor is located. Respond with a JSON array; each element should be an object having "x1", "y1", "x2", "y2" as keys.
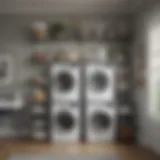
[{"x1": 0, "y1": 140, "x2": 159, "y2": 160}]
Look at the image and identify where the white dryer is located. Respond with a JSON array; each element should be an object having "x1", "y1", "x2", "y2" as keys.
[
  {"x1": 86, "y1": 103, "x2": 117, "y2": 143},
  {"x1": 52, "y1": 103, "x2": 81, "y2": 143},
  {"x1": 85, "y1": 64, "x2": 115, "y2": 101},
  {"x1": 51, "y1": 63, "x2": 81, "y2": 101}
]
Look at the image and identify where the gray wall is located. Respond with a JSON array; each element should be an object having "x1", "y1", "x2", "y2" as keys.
[
  {"x1": 0, "y1": 0, "x2": 138, "y2": 14},
  {"x1": 133, "y1": 2, "x2": 160, "y2": 155}
]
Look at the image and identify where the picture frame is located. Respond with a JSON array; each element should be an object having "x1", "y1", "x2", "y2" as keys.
[{"x1": 0, "y1": 54, "x2": 13, "y2": 85}]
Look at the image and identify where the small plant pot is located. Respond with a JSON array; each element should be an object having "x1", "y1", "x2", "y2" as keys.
[
  {"x1": 50, "y1": 22, "x2": 67, "y2": 40},
  {"x1": 30, "y1": 22, "x2": 48, "y2": 41}
]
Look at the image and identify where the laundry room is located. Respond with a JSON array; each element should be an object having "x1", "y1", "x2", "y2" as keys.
[{"x1": 0, "y1": 0, "x2": 159, "y2": 160}]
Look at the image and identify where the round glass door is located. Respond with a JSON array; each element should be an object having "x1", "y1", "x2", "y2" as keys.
[
  {"x1": 56, "y1": 72, "x2": 74, "y2": 92},
  {"x1": 57, "y1": 111, "x2": 75, "y2": 131},
  {"x1": 90, "y1": 72, "x2": 108, "y2": 92},
  {"x1": 91, "y1": 112, "x2": 111, "y2": 132}
]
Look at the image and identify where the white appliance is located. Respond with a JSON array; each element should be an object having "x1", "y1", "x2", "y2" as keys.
[
  {"x1": 85, "y1": 64, "x2": 115, "y2": 101},
  {"x1": 51, "y1": 63, "x2": 81, "y2": 101},
  {"x1": 86, "y1": 103, "x2": 117, "y2": 143},
  {"x1": 52, "y1": 103, "x2": 81, "y2": 142},
  {"x1": 0, "y1": 92, "x2": 23, "y2": 110}
]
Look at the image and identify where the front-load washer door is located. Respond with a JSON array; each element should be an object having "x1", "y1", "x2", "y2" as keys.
[
  {"x1": 56, "y1": 111, "x2": 76, "y2": 132},
  {"x1": 86, "y1": 65, "x2": 115, "y2": 101},
  {"x1": 91, "y1": 112, "x2": 112, "y2": 134},
  {"x1": 51, "y1": 64, "x2": 80, "y2": 101},
  {"x1": 91, "y1": 71, "x2": 108, "y2": 92},
  {"x1": 56, "y1": 72, "x2": 74, "y2": 92},
  {"x1": 53, "y1": 109, "x2": 80, "y2": 142}
]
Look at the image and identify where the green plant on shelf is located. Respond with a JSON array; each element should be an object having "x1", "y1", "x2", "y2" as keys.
[{"x1": 50, "y1": 22, "x2": 67, "y2": 39}]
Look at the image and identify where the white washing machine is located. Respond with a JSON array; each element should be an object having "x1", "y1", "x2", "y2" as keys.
[
  {"x1": 85, "y1": 64, "x2": 115, "y2": 101},
  {"x1": 51, "y1": 63, "x2": 81, "y2": 101},
  {"x1": 86, "y1": 103, "x2": 117, "y2": 143},
  {"x1": 52, "y1": 103, "x2": 81, "y2": 143}
]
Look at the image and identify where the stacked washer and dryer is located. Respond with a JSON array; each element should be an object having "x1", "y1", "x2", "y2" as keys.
[
  {"x1": 50, "y1": 62, "x2": 117, "y2": 143},
  {"x1": 51, "y1": 63, "x2": 82, "y2": 142},
  {"x1": 85, "y1": 63, "x2": 117, "y2": 143}
]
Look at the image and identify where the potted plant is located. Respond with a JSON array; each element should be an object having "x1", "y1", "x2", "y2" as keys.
[{"x1": 50, "y1": 22, "x2": 66, "y2": 40}]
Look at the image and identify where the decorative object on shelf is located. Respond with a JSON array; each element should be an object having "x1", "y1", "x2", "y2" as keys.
[
  {"x1": 28, "y1": 19, "x2": 132, "y2": 42},
  {"x1": 54, "y1": 51, "x2": 68, "y2": 61},
  {"x1": 31, "y1": 21, "x2": 48, "y2": 41},
  {"x1": 32, "y1": 88, "x2": 47, "y2": 104},
  {"x1": 29, "y1": 76, "x2": 47, "y2": 86},
  {"x1": 31, "y1": 52, "x2": 48, "y2": 65},
  {"x1": 0, "y1": 55, "x2": 13, "y2": 85},
  {"x1": 50, "y1": 22, "x2": 67, "y2": 40},
  {"x1": 67, "y1": 51, "x2": 81, "y2": 62},
  {"x1": 54, "y1": 50, "x2": 80, "y2": 62}
]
